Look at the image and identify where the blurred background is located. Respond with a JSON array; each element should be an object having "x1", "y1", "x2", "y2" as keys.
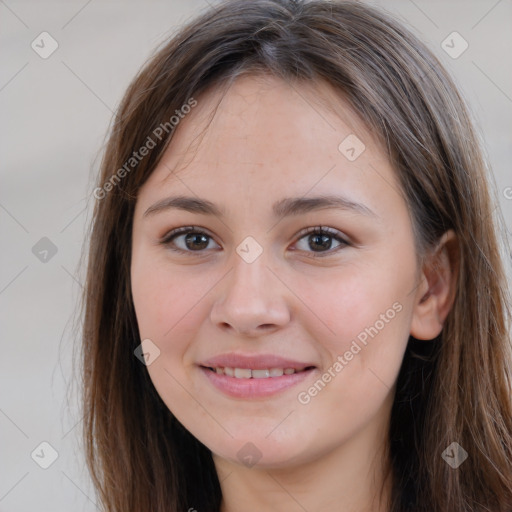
[{"x1": 1, "y1": 0, "x2": 511, "y2": 510}]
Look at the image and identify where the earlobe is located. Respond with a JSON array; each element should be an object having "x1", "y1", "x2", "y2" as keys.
[{"x1": 410, "y1": 230, "x2": 459, "y2": 341}]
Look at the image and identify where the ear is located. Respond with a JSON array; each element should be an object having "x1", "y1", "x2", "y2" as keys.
[{"x1": 410, "y1": 230, "x2": 459, "y2": 341}]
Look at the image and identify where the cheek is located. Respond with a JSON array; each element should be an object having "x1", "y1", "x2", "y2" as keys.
[
  {"x1": 294, "y1": 258, "x2": 415, "y2": 405},
  {"x1": 286, "y1": 270, "x2": 412, "y2": 454},
  {"x1": 131, "y1": 256, "x2": 217, "y2": 426},
  {"x1": 131, "y1": 255, "x2": 210, "y2": 355},
  {"x1": 299, "y1": 258, "x2": 413, "y2": 346}
]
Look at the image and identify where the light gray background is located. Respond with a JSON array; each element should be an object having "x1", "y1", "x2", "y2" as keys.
[{"x1": 1, "y1": 1, "x2": 511, "y2": 510}]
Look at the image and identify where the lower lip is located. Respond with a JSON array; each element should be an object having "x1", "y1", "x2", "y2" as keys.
[{"x1": 200, "y1": 366, "x2": 316, "y2": 399}]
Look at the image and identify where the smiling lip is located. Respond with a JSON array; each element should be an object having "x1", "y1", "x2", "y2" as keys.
[{"x1": 199, "y1": 353, "x2": 317, "y2": 399}]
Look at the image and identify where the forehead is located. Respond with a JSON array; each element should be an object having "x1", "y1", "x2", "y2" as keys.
[
  {"x1": 137, "y1": 74, "x2": 403, "y2": 222},
  {"x1": 159, "y1": 74, "x2": 376, "y2": 171}
]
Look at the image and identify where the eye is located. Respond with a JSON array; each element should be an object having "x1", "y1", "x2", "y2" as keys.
[
  {"x1": 293, "y1": 226, "x2": 349, "y2": 257},
  {"x1": 160, "y1": 226, "x2": 220, "y2": 255}
]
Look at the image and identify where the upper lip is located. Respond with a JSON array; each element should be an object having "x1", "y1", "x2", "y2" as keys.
[{"x1": 200, "y1": 353, "x2": 316, "y2": 370}]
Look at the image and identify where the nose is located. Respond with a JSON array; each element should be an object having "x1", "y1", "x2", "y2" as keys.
[{"x1": 210, "y1": 255, "x2": 291, "y2": 338}]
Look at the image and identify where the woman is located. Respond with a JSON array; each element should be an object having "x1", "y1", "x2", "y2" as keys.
[{"x1": 81, "y1": 1, "x2": 512, "y2": 510}]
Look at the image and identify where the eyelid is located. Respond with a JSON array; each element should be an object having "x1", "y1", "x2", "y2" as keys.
[
  {"x1": 160, "y1": 225, "x2": 212, "y2": 244},
  {"x1": 294, "y1": 225, "x2": 350, "y2": 244}
]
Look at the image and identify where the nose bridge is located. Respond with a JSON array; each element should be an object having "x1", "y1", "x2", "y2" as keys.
[
  {"x1": 210, "y1": 244, "x2": 290, "y2": 335},
  {"x1": 231, "y1": 248, "x2": 270, "y2": 295},
  {"x1": 228, "y1": 232, "x2": 274, "y2": 297},
  {"x1": 227, "y1": 247, "x2": 276, "y2": 310}
]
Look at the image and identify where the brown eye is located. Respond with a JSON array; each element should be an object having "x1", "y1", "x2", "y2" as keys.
[
  {"x1": 161, "y1": 227, "x2": 220, "y2": 254},
  {"x1": 294, "y1": 226, "x2": 349, "y2": 257}
]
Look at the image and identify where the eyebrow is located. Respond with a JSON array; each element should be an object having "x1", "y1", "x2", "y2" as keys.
[{"x1": 143, "y1": 194, "x2": 377, "y2": 219}]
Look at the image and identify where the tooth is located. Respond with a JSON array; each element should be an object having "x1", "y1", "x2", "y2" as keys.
[
  {"x1": 252, "y1": 369, "x2": 270, "y2": 379},
  {"x1": 215, "y1": 367, "x2": 299, "y2": 378},
  {"x1": 234, "y1": 368, "x2": 252, "y2": 379}
]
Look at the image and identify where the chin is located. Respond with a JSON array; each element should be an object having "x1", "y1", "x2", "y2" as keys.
[{"x1": 204, "y1": 430, "x2": 312, "y2": 469}]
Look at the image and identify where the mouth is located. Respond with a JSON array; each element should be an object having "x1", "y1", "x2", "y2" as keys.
[{"x1": 198, "y1": 357, "x2": 317, "y2": 399}]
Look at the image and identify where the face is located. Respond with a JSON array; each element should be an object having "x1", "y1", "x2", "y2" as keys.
[{"x1": 131, "y1": 74, "x2": 421, "y2": 470}]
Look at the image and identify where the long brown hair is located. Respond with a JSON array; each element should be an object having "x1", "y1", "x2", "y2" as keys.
[{"x1": 80, "y1": 1, "x2": 512, "y2": 510}]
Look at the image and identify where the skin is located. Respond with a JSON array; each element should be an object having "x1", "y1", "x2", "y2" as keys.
[{"x1": 131, "y1": 74, "x2": 458, "y2": 512}]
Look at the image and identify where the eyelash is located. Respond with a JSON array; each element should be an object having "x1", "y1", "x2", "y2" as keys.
[{"x1": 159, "y1": 225, "x2": 350, "y2": 258}]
